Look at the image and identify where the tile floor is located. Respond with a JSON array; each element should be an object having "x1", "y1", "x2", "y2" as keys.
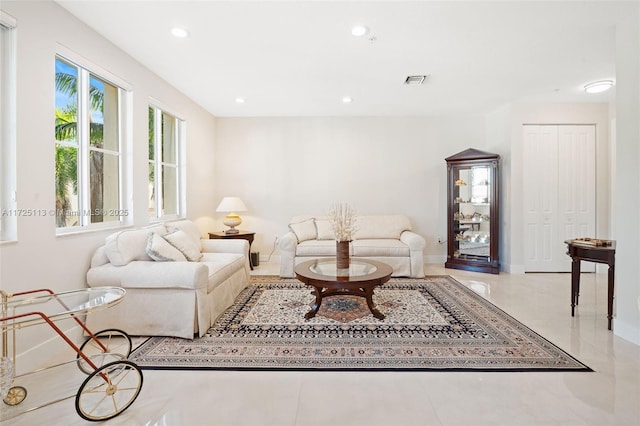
[{"x1": 3, "y1": 261, "x2": 640, "y2": 425}]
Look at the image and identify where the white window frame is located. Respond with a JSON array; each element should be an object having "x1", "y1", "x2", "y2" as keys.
[
  {"x1": 148, "y1": 100, "x2": 186, "y2": 221},
  {"x1": 55, "y1": 47, "x2": 132, "y2": 234},
  {"x1": 0, "y1": 11, "x2": 17, "y2": 242}
]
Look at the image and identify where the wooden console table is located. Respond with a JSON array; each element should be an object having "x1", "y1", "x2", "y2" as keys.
[{"x1": 565, "y1": 239, "x2": 616, "y2": 330}]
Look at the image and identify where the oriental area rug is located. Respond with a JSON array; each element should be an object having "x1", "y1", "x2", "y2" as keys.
[{"x1": 129, "y1": 276, "x2": 591, "y2": 372}]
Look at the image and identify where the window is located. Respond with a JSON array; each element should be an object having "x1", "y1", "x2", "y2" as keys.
[
  {"x1": 148, "y1": 105, "x2": 183, "y2": 220},
  {"x1": 0, "y1": 11, "x2": 16, "y2": 241},
  {"x1": 55, "y1": 54, "x2": 129, "y2": 230}
]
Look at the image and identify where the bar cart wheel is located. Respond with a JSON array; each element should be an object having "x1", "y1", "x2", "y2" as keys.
[
  {"x1": 75, "y1": 360, "x2": 143, "y2": 422},
  {"x1": 76, "y1": 329, "x2": 132, "y2": 374},
  {"x1": 3, "y1": 385, "x2": 27, "y2": 406}
]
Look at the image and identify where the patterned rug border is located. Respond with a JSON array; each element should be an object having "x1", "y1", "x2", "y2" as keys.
[{"x1": 129, "y1": 275, "x2": 592, "y2": 373}]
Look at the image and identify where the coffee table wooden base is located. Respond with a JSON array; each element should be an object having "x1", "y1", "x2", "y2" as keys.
[
  {"x1": 306, "y1": 286, "x2": 385, "y2": 320},
  {"x1": 295, "y1": 259, "x2": 393, "y2": 321}
]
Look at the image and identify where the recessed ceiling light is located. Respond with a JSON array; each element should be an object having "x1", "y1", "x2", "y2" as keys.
[
  {"x1": 235, "y1": 97, "x2": 245, "y2": 104},
  {"x1": 351, "y1": 25, "x2": 369, "y2": 37},
  {"x1": 171, "y1": 27, "x2": 190, "y2": 38},
  {"x1": 584, "y1": 80, "x2": 614, "y2": 94},
  {"x1": 342, "y1": 97, "x2": 353, "y2": 103}
]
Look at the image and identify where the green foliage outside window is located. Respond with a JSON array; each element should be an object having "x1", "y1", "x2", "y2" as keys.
[{"x1": 55, "y1": 57, "x2": 119, "y2": 228}]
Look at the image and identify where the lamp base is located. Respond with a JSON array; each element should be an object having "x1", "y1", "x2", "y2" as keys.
[{"x1": 223, "y1": 214, "x2": 242, "y2": 234}]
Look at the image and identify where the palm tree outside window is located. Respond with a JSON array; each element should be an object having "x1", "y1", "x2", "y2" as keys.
[{"x1": 55, "y1": 55, "x2": 125, "y2": 229}]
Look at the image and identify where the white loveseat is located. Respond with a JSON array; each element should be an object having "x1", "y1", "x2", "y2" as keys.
[
  {"x1": 86, "y1": 219, "x2": 250, "y2": 339},
  {"x1": 279, "y1": 215, "x2": 426, "y2": 278}
]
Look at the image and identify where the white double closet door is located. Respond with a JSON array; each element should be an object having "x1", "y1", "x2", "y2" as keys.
[{"x1": 523, "y1": 125, "x2": 596, "y2": 272}]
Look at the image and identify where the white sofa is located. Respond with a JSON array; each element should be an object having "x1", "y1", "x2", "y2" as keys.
[
  {"x1": 279, "y1": 215, "x2": 426, "y2": 278},
  {"x1": 85, "y1": 219, "x2": 250, "y2": 339}
]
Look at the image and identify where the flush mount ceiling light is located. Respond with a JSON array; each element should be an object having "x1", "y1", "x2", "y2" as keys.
[
  {"x1": 170, "y1": 27, "x2": 190, "y2": 38},
  {"x1": 584, "y1": 80, "x2": 614, "y2": 94},
  {"x1": 235, "y1": 97, "x2": 245, "y2": 104},
  {"x1": 351, "y1": 25, "x2": 369, "y2": 37},
  {"x1": 342, "y1": 96, "x2": 353, "y2": 103}
]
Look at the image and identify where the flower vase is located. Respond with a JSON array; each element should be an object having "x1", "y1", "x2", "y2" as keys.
[{"x1": 336, "y1": 240, "x2": 350, "y2": 269}]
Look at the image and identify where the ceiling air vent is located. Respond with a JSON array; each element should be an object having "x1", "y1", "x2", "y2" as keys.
[{"x1": 404, "y1": 75, "x2": 428, "y2": 85}]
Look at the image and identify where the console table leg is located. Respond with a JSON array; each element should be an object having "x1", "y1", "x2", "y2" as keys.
[
  {"x1": 571, "y1": 259, "x2": 581, "y2": 316},
  {"x1": 607, "y1": 265, "x2": 615, "y2": 330}
]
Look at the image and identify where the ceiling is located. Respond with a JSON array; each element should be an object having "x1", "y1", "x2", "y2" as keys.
[{"x1": 55, "y1": 1, "x2": 631, "y2": 117}]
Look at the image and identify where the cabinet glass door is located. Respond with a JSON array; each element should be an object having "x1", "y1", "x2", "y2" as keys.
[{"x1": 454, "y1": 166, "x2": 491, "y2": 261}]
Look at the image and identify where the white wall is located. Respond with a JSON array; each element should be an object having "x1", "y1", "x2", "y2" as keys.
[
  {"x1": 613, "y1": 7, "x2": 640, "y2": 345},
  {"x1": 0, "y1": 1, "x2": 216, "y2": 370},
  {"x1": 213, "y1": 116, "x2": 507, "y2": 266}
]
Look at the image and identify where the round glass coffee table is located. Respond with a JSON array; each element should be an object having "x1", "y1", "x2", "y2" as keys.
[{"x1": 294, "y1": 259, "x2": 393, "y2": 320}]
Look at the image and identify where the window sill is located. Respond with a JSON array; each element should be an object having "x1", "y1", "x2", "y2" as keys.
[{"x1": 56, "y1": 222, "x2": 133, "y2": 237}]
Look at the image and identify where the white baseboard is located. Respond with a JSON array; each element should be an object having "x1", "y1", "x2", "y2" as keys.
[
  {"x1": 260, "y1": 254, "x2": 280, "y2": 264},
  {"x1": 506, "y1": 264, "x2": 525, "y2": 274},
  {"x1": 424, "y1": 255, "x2": 446, "y2": 264},
  {"x1": 614, "y1": 320, "x2": 640, "y2": 346}
]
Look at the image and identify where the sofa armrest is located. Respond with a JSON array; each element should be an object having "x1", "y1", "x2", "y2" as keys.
[
  {"x1": 278, "y1": 231, "x2": 298, "y2": 278},
  {"x1": 87, "y1": 261, "x2": 209, "y2": 290},
  {"x1": 90, "y1": 245, "x2": 110, "y2": 268},
  {"x1": 200, "y1": 239, "x2": 249, "y2": 255},
  {"x1": 400, "y1": 230, "x2": 426, "y2": 251},
  {"x1": 279, "y1": 231, "x2": 298, "y2": 253}
]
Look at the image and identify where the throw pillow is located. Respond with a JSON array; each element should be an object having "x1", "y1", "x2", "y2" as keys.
[
  {"x1": 146, "y1": 232, "x2": 187, "y2": 262},
  {"x1": 104, "y1": 224, "x2": 167, "y2": 266},
  {"x1": 163, "y1": 229, "x2": 203, "y2": 261},
  {"x1": 315, "y1": 219, "x2": 335, "y2": 240},
  {"x1": 289, "y1": 218, "x2": 317, "y2": 243}
]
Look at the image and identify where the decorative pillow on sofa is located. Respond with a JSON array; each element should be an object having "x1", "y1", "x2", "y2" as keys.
[
  {"x1": 163, "y1": 229, "x2": 203, "y2": 261},
  {"x1": 166, "y1": 220, "x2": 202, "y2": 246},
  {"x1": 289, "y1": 218, "x2": 317, "y2": 243},
  {"x1": 104, "y1": 224, "x2": 167, "y2": 266},
  {"x1": 146, "y1": 232, "x2": 187, "y2": 262},
  {"x1": 315, "y1": 219, "x2": 335, "y2": 240}
]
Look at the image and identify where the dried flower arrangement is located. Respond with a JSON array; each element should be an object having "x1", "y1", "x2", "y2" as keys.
[{"x1": 328, "y1": 203, "x2": 357, "y2": 242}]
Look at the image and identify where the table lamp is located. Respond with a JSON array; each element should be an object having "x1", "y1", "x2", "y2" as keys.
[{"x1": 216, "y1": 197, "x2": 247, "y2": 234}]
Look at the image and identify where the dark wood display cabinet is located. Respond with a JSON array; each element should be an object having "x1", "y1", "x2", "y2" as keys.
[{"x1": 445, "y1": 148, "x2": 500, "y2": 274}]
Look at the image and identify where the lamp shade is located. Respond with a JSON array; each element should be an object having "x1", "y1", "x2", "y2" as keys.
[{"x1": 216, "y1": 197, "x2": 247, "y2": 213}]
